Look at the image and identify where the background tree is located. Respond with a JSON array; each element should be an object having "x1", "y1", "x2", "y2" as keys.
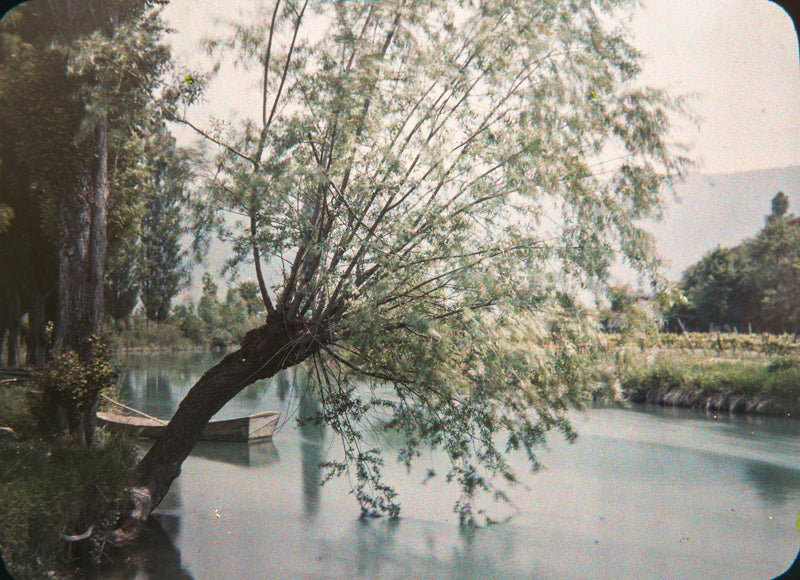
[
  {"x1": 768, "y1": 190, "x2": 789, "y2": 222},
  {"x1": 113, "y1": 0, "x2": 688, "y2": 541},
  {"x1": 0, "y1": 0, "x2": 174, "y2": 443},
  {"x1": 668, "y1": 247, "x2": 749, "y2": 332},
  {"x1": 140, "y1": 133, "x2": 191, "y2": 322},
  {"x1": 236, "y1": 281, "x2": 267, "y2": 318},
  {"x1": 196, "y1": 273, "x2": 222, "y2": 329},
  {"x1": 741, "y1": 194, "x2": 800, "y2": 333},
  {"x1": 666, "y1": 192, "x2": 800, "y2": 334}
]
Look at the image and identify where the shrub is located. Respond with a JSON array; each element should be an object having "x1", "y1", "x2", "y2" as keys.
[{"x1": 28, "y1": 337, "x2": 119, "y2": 445}]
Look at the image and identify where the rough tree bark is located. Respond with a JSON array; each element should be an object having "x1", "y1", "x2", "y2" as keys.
[
  {"x1": 48, "y1": 114, "x2": 110, "y2": 446},
  {"x1": 110, "y1": 309, "x2": 326, "y2": 542},
  {"x1": 53, "y1": 114, "x2": 108, "y2": 360},
  {"x1": 52, "y1": 169, "x2": 93, "y2": 359}
]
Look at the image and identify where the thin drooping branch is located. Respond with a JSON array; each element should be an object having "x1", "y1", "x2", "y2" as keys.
[
  {"x1": 260, "y1": 0, "x2": 281, "y2": 129},
  {"x1": 375, "y1": 243, "x2": 540, "y2": 309},
  {"x1": 169, "y1": 115, "x2": 255, "y2": 164},
  {"x1": 260, "y1": 0, "x2": 307, "y2": 161},
  {"x1": 247, "y1": 0, "x2": 308, "y2": 314},
  {"x1": 321, "y1": 344, "x2": 414, "y2": 386},
  {"x1": 280, "y1": 6, "x2": 404, "y2": 319},
  {"x1": 320, "y1": 43, "x2": 539, "y2": 309}
]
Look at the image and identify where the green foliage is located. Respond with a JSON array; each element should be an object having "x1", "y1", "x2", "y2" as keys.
[
  {"x1": 1, "y1": 0, "x2": 184, "y2": 362},
  {"x1": 0, "y1": 381, "x2": 35, "y2": 438},
  {"x1": 769, "y1": 191, "x2": 789, "y2": 221},
  {"x1": 744, "y1": 209, "x2": 800, "y2": 333},
  {"x1": 658, "y1": 331, "x2": 800, "y2": 356},
  {"x1": 0, "y1": 203, "x2": 13, "y2": 232},
  {"x1": 140, "y1": 137, "x2": 192, "y2": 322},
  {"x1": 108, "y1": 311, "x2": 192, "y2": 351},
  {"x1": 236, "y1": 280, "x2": 266, "y2": 317},
  {"x1": 109, "y1": 280, "x2": 268, "y2": 350},
  {"x1": 667, "y1": 195, "x2": 800, "y2": 333},
  {"x1": 621, "y1": 355, "x2": 800, "y2": 403},
  {"x1": 0, "y1": 435, "x2": 137, "y2": 578},
  {"x1": 28, "y1": 337, "x2": 119, "y2": 444},
  {"x1": 171, "y1": 303, "x2": 205, "y2": 344}
]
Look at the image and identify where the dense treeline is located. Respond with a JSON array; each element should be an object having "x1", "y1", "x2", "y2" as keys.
[
  {"x1": 665, "y1": 192, "x2": 800, "y2": 334},
  {"x1": 0, "y1": 2, "x2": 191, "y2": 370},
  {"x1": 111, "y1": 278, "x2": 267, "y2": 350}
]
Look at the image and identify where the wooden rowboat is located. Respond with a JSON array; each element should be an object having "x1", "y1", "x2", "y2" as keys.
[{"x1": 96, "y1": 411, "x2": 281, "y2": 442}]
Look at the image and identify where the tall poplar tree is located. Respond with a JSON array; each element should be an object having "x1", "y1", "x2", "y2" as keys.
[{"x1": 140, "y1": 134, "x2": 190, "y2": 322}]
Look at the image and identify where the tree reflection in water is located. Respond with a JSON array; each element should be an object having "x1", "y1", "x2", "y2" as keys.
[
  {"x1": 92, "y1": 516, "x2": 193, "y2": 579},
  {"x1": 299, "y1": 386, "x2": 325, "y2": 519}
]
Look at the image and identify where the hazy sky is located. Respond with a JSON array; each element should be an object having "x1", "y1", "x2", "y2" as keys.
[{"x1": 162, "y1": 0, "x2": 800, "y2": 175}]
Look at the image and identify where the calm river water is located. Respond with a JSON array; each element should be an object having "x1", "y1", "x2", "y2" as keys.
[{"x1": 96, "y1": 352, "x2": 800, "y2": 579}]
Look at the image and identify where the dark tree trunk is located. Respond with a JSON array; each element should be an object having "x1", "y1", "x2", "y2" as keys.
[
  {"x1": 53, "y1": 114, "x2": 108, "y2": 362},
  {"x1": 111, "y1": 311, "x2": 325, "y2": 542},
  {"x1": 48, "y1": 114, "x2": 109, "y2": 446},
  {"x1": 53, "y1": 171, "x2": 92, "y2": 359},
  {"x1": 5, "y1": 294, "x2": 20, "y2": 368},
  {"x1": 25, "y1": 291, "x2": 48, "y2": 368}
]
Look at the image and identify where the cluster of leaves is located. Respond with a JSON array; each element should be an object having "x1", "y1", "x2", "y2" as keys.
[
  {"x1": 665, "y1": 192, "x2": 800, "y2": 334},
  {"x1": 28, "y1": 337, "x2": 119, "y2": 443}
]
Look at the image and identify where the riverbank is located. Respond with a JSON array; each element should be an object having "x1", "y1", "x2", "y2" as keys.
[
  {"x1": 0, "y1": 381, "x2": 137, "y2": 579},
  {"x1": 616, "y1": 352, "x2": 800, "y2": 418}
]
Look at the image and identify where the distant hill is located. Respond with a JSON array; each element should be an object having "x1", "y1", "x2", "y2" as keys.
[{"x1": 648, "y1": 165, "x2": 800, "y2": 281}]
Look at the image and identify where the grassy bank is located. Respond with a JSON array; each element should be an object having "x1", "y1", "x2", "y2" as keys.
[
  {"x1": 0, "y1": 381, "x2": 138, "y2": 579},
  {"x1": 618, "y1": 351, "x2": 800, "y2": 417}
]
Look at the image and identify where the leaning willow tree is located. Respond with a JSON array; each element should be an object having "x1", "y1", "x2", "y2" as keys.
[{"x1": 116, "y1": 0, "x2": 688, "y2": 538}]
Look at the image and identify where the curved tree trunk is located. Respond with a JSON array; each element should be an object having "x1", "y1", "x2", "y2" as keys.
[{"x1": 111, "y1": 310, "x2": 324, "y2": 542}]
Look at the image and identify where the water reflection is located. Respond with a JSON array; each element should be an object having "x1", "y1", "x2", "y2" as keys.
[
  {"x1": 353, "y1": 518, "x2": 400, "y2": 577},
  {"x1": 745, "y1": 460, "x2": 800, "y2": 505},
  {"x1": 276, "y1": 368, "x2": 292, "y2": 403},
  {"x1": 93, "y1": 517, "x2": 193, "y2": 579},
  {"x1": 117, "y1": 368, "x2": 177, "y2": 419},
  {"x1": 298, "y1": 379, "x2": 326, "y2": 519},
  {"x1": 191, "y1": 440, "x2": 280, "y2": 468},
  {"x1": 106, "y1": 353, "x2": 800, "y2": 580}
]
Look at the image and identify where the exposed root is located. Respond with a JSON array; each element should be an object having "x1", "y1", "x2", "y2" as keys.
[
  {"x1": 62, "y1": 525, "x2": 94, "y2": 542},
  {"x1": 106, "y1": 487, "x2": 153, "y2": 545},
  {"x1": 0, "y1": 426, "x2": 17, "y2": 439}
]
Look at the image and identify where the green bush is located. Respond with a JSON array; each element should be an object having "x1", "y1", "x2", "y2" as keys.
[
  {"x1": 621, "y1": 356, "x2": 800, "y2": 402},
  {"x1": 0, "y1": 381, "x2": 35, "y2": 438},
  {"x1": 28, "y1": 338, "x2": 119, "y2": 445}
]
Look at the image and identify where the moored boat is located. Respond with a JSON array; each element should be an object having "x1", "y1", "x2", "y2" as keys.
[{"x1": 96, "y1": 410, "x2": 280, "y2": 442}]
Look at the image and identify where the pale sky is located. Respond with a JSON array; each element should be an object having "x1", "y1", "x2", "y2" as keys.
[{"x1": 162, "y1": 0, "x2": 800, "y2": 175}]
